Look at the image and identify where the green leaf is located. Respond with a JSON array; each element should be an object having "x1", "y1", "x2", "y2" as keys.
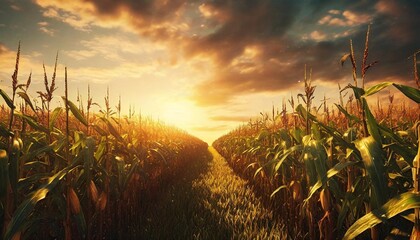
[
  {"x1": 49, "y1": 107, "x2": 62, "y2": 131},
  {"x1": 356, "y1": 136, "x2": 388, "y2": 209},
  {"x1": 17, "y1": 173, "x2": 49, "y2": 191},
  {"x1": 363, "y1": 82, "x2": 393, "y2": 97},
  {"x1": 305, "y1": 160, "x2": 357, "y2": 203},
  {"x1": 0, "y1": 122, "x2": 13, "y2": 138},
  {"x1": 346, "y1": 85, "x2": 365, "y2": 100},
  {"x1": 302, "y1": 139, "x2": 317, "y2": 186},
  {"x1": 274, "y1": 145, "x2": 303, "y2": 172},
  {"x1": 308, "y1": 140, "x2": 328, "y2": 187},
  {"x1": 17, "y1": 92, "x2": 35, "y2": 112},
  {"x1": 4, "y1": 166, "x2": 71, "y2": 239},
  {"x1": 21, "y1": 143, "x2": 54, "y2": 164},
  {"x1": 62, "y1": 97, "x2": 88, "y2": 126},
  {"x1": 101, "y1": 117, "x2": 123, "y2": 142},
  {"x1": 0, "y1": 150, "x2": 9, "y2": 200},
  {"x1": 393, "y1": 83, "x2": 420, "y2": 103},
  {"x1": 334, "y1": 104, "x2": 361, "y2": 124},
  {"x1": 15, "y1": 113, "x2": 48, "y2": 133},
  {"x1": 9, "y1": 147, "x2": 19, "y2": 197},
  {"x1": 94, "y1": 139, "x2": 106, "y2": 161},
  {"x1": 270, "y1": 185, "x2": 287, "y2": 198},
  {"x1": 343, "y1": 192, "x2": 420, "y2": 240},
  {"x1": 0, "y1": 89, "x2": 15, "y2": 109},
  {"x1": 362, "y1": 98, "x2": 382, "y2": 144},
  {"x1": 296, "y1": 104, "x2": 359, "y2": 159}
]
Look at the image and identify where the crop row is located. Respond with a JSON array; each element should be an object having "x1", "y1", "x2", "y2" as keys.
[
  {"x1": 213, "y1": 27, "x2": 420, "y2": 239},
  {"x1": 0, "y1": 43, "x2": 208, "y2": 239}
]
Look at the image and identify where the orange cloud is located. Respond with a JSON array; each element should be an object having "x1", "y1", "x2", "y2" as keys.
[{"x1": 31, "y1": 0, "x2": 419, "y2": 108}]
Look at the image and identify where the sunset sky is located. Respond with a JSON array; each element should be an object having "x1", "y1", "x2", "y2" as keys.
[{"x1": 0, "y1": 0, "x2": 419, "y2": 143}]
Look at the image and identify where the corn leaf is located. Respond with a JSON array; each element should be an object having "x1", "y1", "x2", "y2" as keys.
[
  {"x1": 4, "y1": 167, "x2": 70, "y2": 239},
  {"x1": 270, "y1": 185, "x2": 287, "y2": 198},
  {"x1": 102, "y1": 118, "x2": 123, "y2": 142},
  {"x1": 334, "y1": 104, "x2": 361, "y2": 124},
  {"x1": 0, "y1": 122, "x2": 13, "y2": 138},
  {"x1": 356, "y1": 136, "x2": 388, "y2": 209},
  {"x1": 94, "y1": 140, "x2": 107, "y2": 161},
  {"x1": 309, "y1": 140, "x2": 328, "y2": 187},
  {"x1": 346, "y1": 85, "x2": 365, "y2": 100},
  {"x1": 21, "y1": 143, "x2": 54, "y2": 163},
  {"x1": 0, "y1": 150, "x2": 9, "y2": 200},
  {"x1": 15, "y1": 113, "x2": 48, "y2": 133},
  {"x1": 61, "y1": 97, "x2": 88, "y2": 126},
  {"x1": 49, "y1": 107, "x2": 62, "y2": 131},
  {"x1": 302, "y1": 137, "x2": 317, "y2": 186},
  {"x1": 9, "y1": 148, "x2": 19, "y2": 197},
  {"x1": 305, "y1": 160, "x2": 357, "y2": 203},
  {"x1": 17, "y1": 92, "x2": 35, "y2": 112},
  {"x1": 362, "y1": 98, "x2": 382, "y2": 144},
  {"x1": 274, "y1": 145, "x2": 302, "y2": 172},
  {"x1": 0, "y1": 89, "x2": 15, "y2": 109},
  {"x1": 343, "y1": 192, "x2": 420, "y2": 240},
  {"x1": 393, "y1": 83, "x2": 420, "y2": 103},
  {"x1": 363, "y1": 82, "x2": 393, "y2": 97},
  {"x1": 296, "y1": 104, "x2": 359, "y2": 159},
  {"x1": 17, "y1": 173, "x2": 50, "y2": 191}
]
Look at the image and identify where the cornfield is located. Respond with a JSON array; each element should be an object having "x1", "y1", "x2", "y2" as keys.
[
  {"x1": 1, "y1": 26, "x2": 420, "y2": 240},
  {"x1": 0, "y1": 43, "x2": 208, "y2": 239},
  {"x1": 213, "y1": 27, "x2": 420, "y2": 239}
]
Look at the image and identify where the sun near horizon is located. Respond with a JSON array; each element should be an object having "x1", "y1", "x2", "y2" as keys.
[{"x1": 1, "y1": 1, "x2": 419, "y2": 143}]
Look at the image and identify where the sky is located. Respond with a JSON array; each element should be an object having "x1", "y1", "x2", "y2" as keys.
[{"x1": 0, "y1": 0, "x2": 419, "y2": 143}]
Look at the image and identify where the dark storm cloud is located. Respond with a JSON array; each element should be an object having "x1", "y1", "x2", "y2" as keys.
[
  {"x1": 185, "y1": 0, "x2": 301, "y2": 65},
  {"x1": 84, "y1": 0, "x2": 185, "y2": 24},
  {"x1": 190, "y1": 0, "x2": 420, "y2": 106},
  {"x1": 35, "y1": 0, "x2": 419, "y2": 106}
]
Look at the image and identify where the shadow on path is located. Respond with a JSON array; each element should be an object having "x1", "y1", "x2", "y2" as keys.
[{"x1": 137, "y1": 147, "x2": 286, "y2": 240}]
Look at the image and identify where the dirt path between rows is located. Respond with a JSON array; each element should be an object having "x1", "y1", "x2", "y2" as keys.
[{"x1": 137, "y1": 147, "x2": 286, "y2": 239}]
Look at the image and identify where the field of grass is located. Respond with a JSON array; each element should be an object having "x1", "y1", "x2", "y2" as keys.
[{"x1": 0, "y1": 27, "x2": 419, "y2": 240}]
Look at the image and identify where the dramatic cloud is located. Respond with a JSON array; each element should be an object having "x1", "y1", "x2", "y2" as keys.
[
  {"x1": 29, "y1": 0, "x2": 420, "y2": 108},
  {"x1": 188, "y1": 0, "x2": 419, "y2": 106},
  {"x1": 1, "y1": 0, "x2": 418, "y2": 143},
  {"x1": 35, "y1": 0, "x2": 188, "y2": 33}
]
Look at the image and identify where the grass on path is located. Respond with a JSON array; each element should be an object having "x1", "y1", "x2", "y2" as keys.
[{"x1": 137, "y1": 147, "x2": 286, "y2": 239}]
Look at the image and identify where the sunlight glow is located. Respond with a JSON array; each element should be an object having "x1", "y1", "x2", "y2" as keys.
[{"x1": 160, "y1": 100, "x2": 198, "y2": 130}]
